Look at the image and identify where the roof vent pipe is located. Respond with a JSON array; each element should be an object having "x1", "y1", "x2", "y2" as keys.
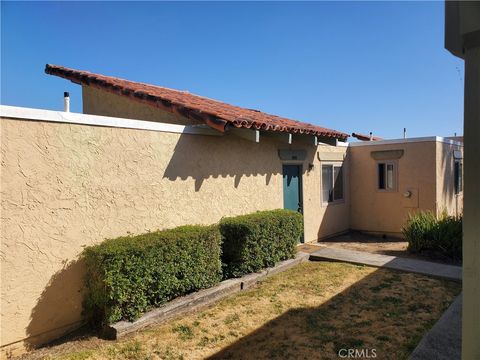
[
  {"x1": 64, "y1": 92, "x2": 70, "y2": 112},
  {"x1": 369, "y1": 132, "x2": 373, "y2": 141},
  {"x1": 403, "y1": 127, "x2": 407, "y2": 139}
]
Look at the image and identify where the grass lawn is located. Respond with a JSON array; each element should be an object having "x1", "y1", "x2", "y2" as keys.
[{"x1": 22, "y1": 262, "x2": 460, "y2": 360}]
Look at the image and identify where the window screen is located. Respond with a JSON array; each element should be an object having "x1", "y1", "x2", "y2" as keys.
[
  {"x1": 378, "y1": 163, "x2": 385, "y2": 189},
  {"x1": 333, "y1": 166, "x2": 343, "y2": 200},
  {"x1": 454, "y1": 161, "x2": 463, "y2": 194},
  {"x1": 386, "y1": 164, "x2": 394, "y2": 189},
  {"x1": 322, "y1": 165, "x2": 333, "y2": 202},
  {"x1": 322, "y1": 164, "x2": 343, "y2": 203}
]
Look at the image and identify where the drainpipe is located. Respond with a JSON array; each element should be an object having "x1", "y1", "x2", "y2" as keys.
[{"x1": 64, "y1": 92, "x2": 70, "y2": 112}]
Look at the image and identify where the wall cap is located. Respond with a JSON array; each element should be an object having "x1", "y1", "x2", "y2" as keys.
[
  {"x1": 349, "y1": 136, "x2": 463, "y2": 147},
  {"x1": 0, "y1": 105, "x2": 223, "y2": 137}
]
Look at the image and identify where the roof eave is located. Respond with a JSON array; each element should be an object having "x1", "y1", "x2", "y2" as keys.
[{"x1": 45, "y1": 64, "x2": 349, "y2": 140}]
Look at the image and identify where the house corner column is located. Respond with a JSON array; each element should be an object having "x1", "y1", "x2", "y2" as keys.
[{"x1": 462, "y1": 43, "x2": 480, "y2": 360}]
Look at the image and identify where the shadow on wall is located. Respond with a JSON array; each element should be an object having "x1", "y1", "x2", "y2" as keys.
[
  {"x1": 22, "y1": 133, "x2": 316, "y2": 351},
  {"x1": 207, "y1": 263, "x2": 460, "y2": 360},
  {"x1": 437, "y1": 144, "x2": 462, "y2": 217},
  {"x1": 25, "y1": 259, "x2": 86, "y2": 350},
  {"x1": 317, "y1": 201, "x2": 350, "y2": 242},
  {"x1": 162, "y1": 134, "x2": 314, "y2": 192}
]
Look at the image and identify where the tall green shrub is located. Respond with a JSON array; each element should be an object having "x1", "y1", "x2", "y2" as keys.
[
  {"x1": 432, "y1": 215, "x2": 462, "y2": 260},
  {"x1": 403, "y1": 211, "x2": 462, "y2": 260},
  {"x1": 220, "y1": 209, "x2": 303, "y2": 278},
  {"x1": 83, "y1": 225, "x2": 222, "y2": 325},
  {"x1": 403, "y1": 211, "x2": 437, "y2": 253}
]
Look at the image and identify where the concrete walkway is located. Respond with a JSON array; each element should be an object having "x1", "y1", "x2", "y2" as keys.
[
  {"x1": 309, "y1": 247, "x2": 462, "y2": 281},
  {"x1": 409, "y1": 294, "x2": 462, "y2": 360}
]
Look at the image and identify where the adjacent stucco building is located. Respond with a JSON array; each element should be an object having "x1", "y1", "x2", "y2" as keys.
[
  {"x1": 0, "y1": 65, "x2": 464, "y2": 356},
  {"x1": 350, "y1": 137, "x2": 463, "y2": 235}
]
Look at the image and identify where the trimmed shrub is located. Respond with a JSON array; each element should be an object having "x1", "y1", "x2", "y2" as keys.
[
  {"x1": 403, "y1": 211, "x2": 462, "y2": 260},
  {"x1": 432, "y1": 215, "x2": 462, "y2": 260},
  {"x1": 220, "y1": 209, "x2": 303, "y2": 278},
  {"x1": 83, "y1": 225, "x2": 222, "y2": 325},
  {"x1": 403, "y1": 211, "x2": 437, "y2": 253}
]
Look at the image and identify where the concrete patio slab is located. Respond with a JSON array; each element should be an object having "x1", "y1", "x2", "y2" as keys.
[
  {"x1": 309, "y1": 247, "x2": 462, "y2": 281},
  {"x1": 409, "y1": 294, "x2": 462, "y2": 360}
]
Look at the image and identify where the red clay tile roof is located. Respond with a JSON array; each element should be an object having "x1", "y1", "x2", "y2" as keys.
[
  {"x1": 45, "y1": 64, "x2": 348, "y2": 140},
  {"x1": 351, "y1": 132, "x2": 383, "y2": 141}
]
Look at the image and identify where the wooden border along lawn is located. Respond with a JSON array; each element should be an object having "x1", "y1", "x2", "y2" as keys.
[{"x1": 19, "y1": 262, "x2": 461, "y2": 360}]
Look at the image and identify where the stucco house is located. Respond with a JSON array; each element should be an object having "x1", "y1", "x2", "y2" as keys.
[
  {"x1": 0, "y1": 64, "x2": 463, "y2": 355},
  {"x1": 350, "y1": 137, "x2": 463, "y2": 234}
]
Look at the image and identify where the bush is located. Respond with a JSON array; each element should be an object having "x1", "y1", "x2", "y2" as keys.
[
  {"x1": 220, "y1": 209, "x2": 303, "y2": 278},
  {"x1": 403, "y1": 211, "x2": 437, "y2": 253},
  {"x1": 403, "y1": 211, "x2": 462, "y2": 260},
  {"x1": 433, "y1": 215, "x2": 462, "y2": 260},
  {"x1": 83, "y1": 225, "x2": 222, "y2": 325}
]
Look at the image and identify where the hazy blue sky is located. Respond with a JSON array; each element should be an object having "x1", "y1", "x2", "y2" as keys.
[{"x1": 1, "y1": 1, "x2": 464, "y2": 139}]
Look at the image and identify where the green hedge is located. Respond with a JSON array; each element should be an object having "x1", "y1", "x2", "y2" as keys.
[
  {"x1": 403, "y1": 211, "x2": 462, "y2": 260},
  {"x1": 83, "y1": 225, "x2": 222, "y2": 325},
  {"x1": 220, "y1": 209, "x2": 303, "y2": 278}
]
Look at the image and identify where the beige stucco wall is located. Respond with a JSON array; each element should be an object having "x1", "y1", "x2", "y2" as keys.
[
  {"x1": 350, "y1": 141, "x2": 437, "y2": 235},
  {"x1": 82, "y1": 86, "x2": 198, "y2": 125},
  {"x1": 0, "y1": 118, "x2": 276, "y2": 355},
  {"x1": 349, "y1": 140, "x2": 463, "y2": 235},
  {"x1": 82, "y1": 86, "x2": 350, "y2": 243},
  {"x1": 305, "y1": 145, "x2": 350, "y2": 241},
  {"x1": 0, "y1": 107, "x2": 349, "y2": 355}
]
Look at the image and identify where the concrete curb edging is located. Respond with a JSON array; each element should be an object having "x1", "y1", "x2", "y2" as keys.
[
  {"x1": 102, "y1": 252, "x2": 309, "y2": 339},
  {"x1": 408, "y1": 294, "x2": 462, "y2": 360}
]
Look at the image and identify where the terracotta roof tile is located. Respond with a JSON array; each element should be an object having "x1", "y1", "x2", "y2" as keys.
[
  {"x1": 352, "y1": 132, "x2": 383, "y2": 141},
  {"x1": 45, "y1": 64, "x2": 348, "y2": 140}
]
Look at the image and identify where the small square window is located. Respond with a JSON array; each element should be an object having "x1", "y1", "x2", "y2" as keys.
[{"x1": 378, "y1": 162, "x2": 397, "y2": 191}]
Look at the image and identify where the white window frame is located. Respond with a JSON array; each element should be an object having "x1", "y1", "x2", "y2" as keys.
[
  {"x1": 377, "y1": 161, "x2": 398, "y2": 192},
  {"x1": 321, "y1": 162, "x2": 344, "y2": 206}
]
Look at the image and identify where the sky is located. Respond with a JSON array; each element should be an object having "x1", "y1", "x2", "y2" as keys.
[{"x1": 1, "y1": 1, "x2": 464, "y2": 139}]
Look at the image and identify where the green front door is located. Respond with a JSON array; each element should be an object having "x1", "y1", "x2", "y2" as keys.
[
  {"x1": 283, "y1": 165, "x2": 303, "y2": 243},
  {"x1": 282, "y1": 165, "x2": 303, "y2": 213}
]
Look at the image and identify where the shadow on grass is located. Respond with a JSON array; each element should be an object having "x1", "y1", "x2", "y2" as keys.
[
  {"x1": 207, "y1": 265, "x2": 460, "y2": 360},
  {"x1": 20, "y1": 262, "x2": 460, "y2": 360}
]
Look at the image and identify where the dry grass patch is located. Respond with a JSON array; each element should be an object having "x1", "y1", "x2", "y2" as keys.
[{"x1": 19, "y1": 262, "x2": 460, "y2": 360}]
